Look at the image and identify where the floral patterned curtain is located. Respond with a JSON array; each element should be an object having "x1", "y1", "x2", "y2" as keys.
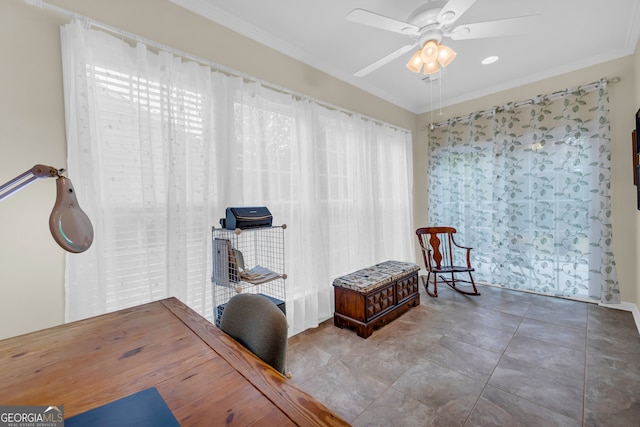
[{"x1": 427, "y1": 79, "x2": 619, "y2": 303}]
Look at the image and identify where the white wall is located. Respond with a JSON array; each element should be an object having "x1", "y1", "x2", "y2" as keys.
[
  {"x1": 0, "y1": 0, "x2": 417, "y2": 339},
  {"x1": 1, "y1": 1, "x2": 69, "y2": 339}
]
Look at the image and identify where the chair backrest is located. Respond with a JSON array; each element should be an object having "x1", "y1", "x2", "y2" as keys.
[
  {"x1": 219, "y1": 293, "x2": 288, "y2": 374},
  {"x1": 416, "y1": 227, "x2": 457, "y2": 270}
]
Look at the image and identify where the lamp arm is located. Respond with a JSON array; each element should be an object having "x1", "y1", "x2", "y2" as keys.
[{"x1": 0, "y1": 164, "x2": 61, "y2": 201}]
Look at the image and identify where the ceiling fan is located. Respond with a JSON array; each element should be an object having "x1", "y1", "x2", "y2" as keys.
[{"x1": 347, "y1": 0, "x2": 541, "y2": 76}]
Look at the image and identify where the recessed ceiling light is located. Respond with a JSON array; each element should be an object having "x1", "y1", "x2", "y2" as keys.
[{"x1": 482, "y1": 56, "x2": 499, "y2": 65}]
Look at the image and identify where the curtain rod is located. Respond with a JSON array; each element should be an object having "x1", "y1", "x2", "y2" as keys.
[
  {"x1": 428, "y1": 76, "x2": 621, "y2": 130},
  {"x1": 25, "y1": 0, "x2": 411, "y2": 134}
]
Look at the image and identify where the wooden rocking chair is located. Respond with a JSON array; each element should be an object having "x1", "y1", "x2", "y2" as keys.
[{"x1": 416, "y1": 227, "x2": 480, "y2": 298}]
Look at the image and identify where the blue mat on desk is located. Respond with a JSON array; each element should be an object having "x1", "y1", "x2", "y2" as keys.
[{"x1": 65, "y1": 387, "x2": 179, "y2": 427}]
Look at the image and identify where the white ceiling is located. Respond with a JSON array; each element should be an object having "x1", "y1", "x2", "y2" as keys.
[{"x1": 171, "y1": 0, "x2": 640, "y2": 114}]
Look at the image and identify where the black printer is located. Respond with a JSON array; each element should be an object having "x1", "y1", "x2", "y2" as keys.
[{"x1": 220, "y1": 207, "x2": 272, "y2": 230}]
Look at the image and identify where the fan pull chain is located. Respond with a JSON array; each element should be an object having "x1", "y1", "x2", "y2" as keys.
[
  {"x1": 438, "y1": 68, "x2": 443, "y2": 116},
  {"x1": 430, "y1": 78, "x2": 434, "y2": 126}
]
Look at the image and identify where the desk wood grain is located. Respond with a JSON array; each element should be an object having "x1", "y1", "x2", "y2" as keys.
[{"x1": 0, "y1": 297, "x2": 349, "y2": 426}]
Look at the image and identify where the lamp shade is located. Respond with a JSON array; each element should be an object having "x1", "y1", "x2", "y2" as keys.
[
  {"x1": 423, "y1": 61, "x2": 440, "y2": 75},
  {"x1": 49, "y1": 176, "x2": 94, "y2": 253},
  {"x1": 437, "y1": 44, "x2": 457, "y2": 67},
  {"x1": 406, "y1": 50, "x2": 423, "y2": 73},
  {"x1": 420, "y1": 40, "x2": 438, "y2": 63}
]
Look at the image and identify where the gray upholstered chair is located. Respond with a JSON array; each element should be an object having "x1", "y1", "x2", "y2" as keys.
[{"x1": 219, "y1": 293, "x2": 288, "y2": 374}]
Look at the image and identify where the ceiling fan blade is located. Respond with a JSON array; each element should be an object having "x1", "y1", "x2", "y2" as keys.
[
  {"x1": 436, "y1": 0, "x2": 477, "y2": 25},
  {"x1": 346, "y1": 9, "x2": 420, "y2": 36},
  {"x1": 354, "y1": 43, "x2": 418, "y2": 77},
  {"x1": 447, "y1": 15, "x2": 542, "y2": 40}
]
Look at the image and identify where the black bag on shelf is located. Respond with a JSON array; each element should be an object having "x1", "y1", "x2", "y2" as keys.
[{"x1": 222, "y1": 207, "x2": 272, "y2": 230}]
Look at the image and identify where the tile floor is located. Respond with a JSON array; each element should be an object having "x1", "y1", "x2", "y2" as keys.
[{"x1": 286, "y1": 280, "x2": 640, "y2": 426}]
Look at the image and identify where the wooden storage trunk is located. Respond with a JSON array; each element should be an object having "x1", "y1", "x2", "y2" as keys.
[{"x1": 333, "y1": 261, "x2": 420, "y2": 338}]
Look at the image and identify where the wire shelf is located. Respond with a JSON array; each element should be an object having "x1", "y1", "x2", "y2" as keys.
[{"x1": 211, "y1": 225, "x2": 286, "y2": 326}]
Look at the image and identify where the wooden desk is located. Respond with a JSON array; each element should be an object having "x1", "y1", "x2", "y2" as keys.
[{"x1": 0, "y1": 297, "x2": 349, "y2": 426}]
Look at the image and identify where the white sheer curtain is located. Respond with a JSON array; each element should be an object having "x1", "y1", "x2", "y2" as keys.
[{"x1": 60, "y1": 20, "x2": 414, "y2": 334}]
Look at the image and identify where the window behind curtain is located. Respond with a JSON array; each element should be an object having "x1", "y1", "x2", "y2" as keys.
[
  {"x1": 85, "y1": 59, "x2": 213, "y2": 312},
  {"x1": 61, "y1": 21, "x2": 415, "y2": 331},
  {"x1": 427, "y1": 83, "x2": 619, "y2": 303}
]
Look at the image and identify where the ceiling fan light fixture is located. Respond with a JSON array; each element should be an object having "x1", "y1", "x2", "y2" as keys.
[
  {"x1": 420, "y1": 40, "x2": 439, "y2": 63},
  {"x1": 406, "y1": 50, "x2": 423, "y2": 73},
  {"x1": 412, "y1": 40, "x2": 456, "y2": 75},
  {"x1": 437, "y1": 44, "x2": 457, "y2": 67},
  {"x1": 423, "y1": 61, "x2": 440, "y2": 75}
]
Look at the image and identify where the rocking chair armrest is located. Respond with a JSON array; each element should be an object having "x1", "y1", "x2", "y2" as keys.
[
  {"x1": 451, "y1": 238, "x2": 473, "y2": 267},
  {"x1": 451, "y1": 238, "x2": 473, "y2": 251}
]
